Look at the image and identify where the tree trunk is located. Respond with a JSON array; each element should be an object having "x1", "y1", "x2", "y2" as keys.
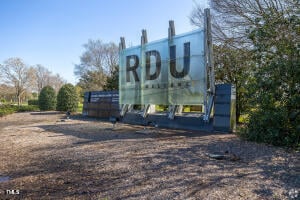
[
  {"x1": 235, "y1": 82, "x2": 240, "y2": 123},
  {"x1": 18, "y1": 95, "x2": 21, "y2": 106}
]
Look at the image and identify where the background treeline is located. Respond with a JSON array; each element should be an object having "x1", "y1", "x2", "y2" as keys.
[
  {"x1": 0, "y1": 58, "x2": 66, "y2": 105},
  {"x1": 0, "y1": 83, "x2": 79, "y2": 117}
]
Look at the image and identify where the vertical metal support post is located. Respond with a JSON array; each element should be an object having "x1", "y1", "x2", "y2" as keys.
[
  {"x1": 167, "y1": 20, "x2": 180, "y2": 120},
  {"x1": 203, "y1": 8, "x2": 215, "y2": 122},
  {"x1": 141, "y1": 29, "x2": 155, "y2": 118},
  {"x1": 119, "y1": 37, "x2": 130, "y2": 117},
  {"x1": 141, "y1": 29, "x2": 148, "y2": 44}
]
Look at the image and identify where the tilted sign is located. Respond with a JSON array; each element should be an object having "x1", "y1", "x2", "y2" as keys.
[{"x1": 119, "y1": 29, "x2": 205, "y2": 105}]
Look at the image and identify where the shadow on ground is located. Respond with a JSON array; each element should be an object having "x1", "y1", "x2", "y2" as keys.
[{"x1": 1, "y1": 114, "x2": 299, "y2": 199}]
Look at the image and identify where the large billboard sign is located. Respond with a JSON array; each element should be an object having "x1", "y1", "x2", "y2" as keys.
[{"x1": 119, "y1": 29, "x2": 206, "y2": 105}]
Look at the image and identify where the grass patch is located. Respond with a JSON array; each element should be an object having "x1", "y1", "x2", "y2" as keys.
[
  {"x1": 0, "y1": 104, "x2": 39, "y2": 117},
  {"x1": 77, "y1": 102, "x2": 83, "y2": 113}
]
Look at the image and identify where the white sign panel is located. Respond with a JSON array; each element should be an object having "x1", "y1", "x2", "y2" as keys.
[{"x1": 119, "y1": 29, "x2": 205, "y2": 105}]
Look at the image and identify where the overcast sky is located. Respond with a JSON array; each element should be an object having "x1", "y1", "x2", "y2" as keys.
[{"x1": 0, "y1": 0, "x2": 208, "y2": 84}]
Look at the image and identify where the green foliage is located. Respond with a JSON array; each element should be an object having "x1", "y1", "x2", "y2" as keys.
[
  {"x1": 0, "y1": 105, "x2": 17, "y2": 117},
  {"x1": 155, "y1": 105, "x2": 168, "y2": 112},
  {"x1": 31, "y1": 92, "x2": 38, "y2": 99},
  {"x1": 214, "y1": 44, "x2": 254, "y2": 120},
  {"x1": 77, "y1": 70, "x2": 107, "y2": 92},
  {"x1": 56, "y1": 84, "x2": 78, "y2": 112},
  {"x1": 103, "y1": 66, "x2": 119, "y2": 91},
  {"x1": 190, "y1": 0, "x2": 300, "y2": 148},
  {"x1": 74, "y1": 40, "x2": 118, "y2": 91},
  {"x1": 75, "y1": 85, "x2": 84, "y2": 103},
  {"x1": 238, "y1": 114, "x2": 249, "y2": 124},
  {"x1": 242, "y1": 6, "x2": 300, "y2": 148},
  {"x1": 17, "y1": 105, "x2": 39, "y2": 112},
  {"x1": 28, "y1": 99, "x2": 39, "y2": 106},
  {"x1": 77, "y1": 102, "x2": 83, "y2": 113},
  {"x1": 239, "y1": 108, "x2": 299, "y2": 147},
  {"x1": 0, "y1": 104, "x2": 39, "y2": 117},
  {"x1": 183, "y1": 107, "x2": 190, "y2": 112},
  {"x1": 39, "y1": 86, "x2": 57, "y2": 111}
]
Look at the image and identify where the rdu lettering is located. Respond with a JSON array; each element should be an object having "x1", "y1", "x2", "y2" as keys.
[{"x1": 126, "y1": 42, "x2": 190, "y2": 82}]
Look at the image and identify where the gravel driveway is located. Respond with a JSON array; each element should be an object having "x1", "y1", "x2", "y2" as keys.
[{"x1": 0, "y1": 112, "x2": 299, "y2": 199}]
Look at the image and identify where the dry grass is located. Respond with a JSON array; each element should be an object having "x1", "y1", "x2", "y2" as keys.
[{"x1": 0, "y1": 112, "x2": 299, "y2": 199}]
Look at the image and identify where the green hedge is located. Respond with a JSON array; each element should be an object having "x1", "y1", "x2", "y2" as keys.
[
  {"x1": 0, "y1": 105, "x2": 40, "y2": 117},
  {"x1": 239, "y1": 108, "x2": 300, "y2": 148},
  {"x1": 0, "y1": 105, "x2": 17, "y2": 117},
  {"x1": 17, "y1": 105, "x2": 40, "y2": 112},
  {"x1": 56, "y1": 84, "x2": 78, "y2": 112},
  {"x1": 39, "y1": 86, "x2": 57, "y2": 111},
  {"x1": 28, "y1": 99, "x2": 39, "y2": 106}
]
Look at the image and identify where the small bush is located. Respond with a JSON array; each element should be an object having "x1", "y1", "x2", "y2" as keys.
[
  {"x1": 28, "y1": 99, "x2": 39, "y2": 106},
  {"x1": 0, "y1": 105, "x2": 18, "y2": 117},
  {"x1": 0, "y1": 98, "x2": 6, "y2": 104},
  {"x1": 239, "y1": 107, "x2": 300, "y2": 148},
  {"x1": 0, "y1": 104, "x2": 40, "y2": 117},
  {"x1": 56, "y1": 84, "x2": 78, "y2": 112},
  {"x1": 17, "y1": 105, "x2": 39, "y2": 112},
  {"x1": 39, "y1": 86, "x2": 57, "y2": 111}
]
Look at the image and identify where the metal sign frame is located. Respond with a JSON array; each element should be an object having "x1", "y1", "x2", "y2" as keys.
[{"x1": 119, "y1": 8, "x2": 214, "y2": 122}]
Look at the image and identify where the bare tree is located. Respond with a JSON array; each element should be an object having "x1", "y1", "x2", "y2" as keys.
[
  {"x1": 0, "y1": 84, "x2": 15, "y2": 102},
  {"x1": 0, "y1": 58, "x2": 35, "y2": 105},
  {"x1": 190, "y1": 3, "x2": 232, "y2": 45},
  {"x1": 49, "y1": 73, "x2": 66, "y2": 94},
  {"x1": 34, "y1": 64, "x2": 52, "y2": 94},
  {"x1": 32, "y1": 65, "x2": 67, "y2": 94},
  {"x1": 0, "y1": 64, "x2": 3, "y2": 82},
  {"x1": 74, "y1": 39, "x2": 119, "y2": 91},
  {"x1": 104, "y1": 42, "x2": 119, "y2": 75},
  {"x1": 191, "y1": 0, "x2": 298, "y2": 47}
]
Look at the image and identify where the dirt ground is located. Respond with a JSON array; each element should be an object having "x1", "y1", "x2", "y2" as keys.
[{"x1": 0, "y1": 112, "x2": 299, "y2": 200}]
